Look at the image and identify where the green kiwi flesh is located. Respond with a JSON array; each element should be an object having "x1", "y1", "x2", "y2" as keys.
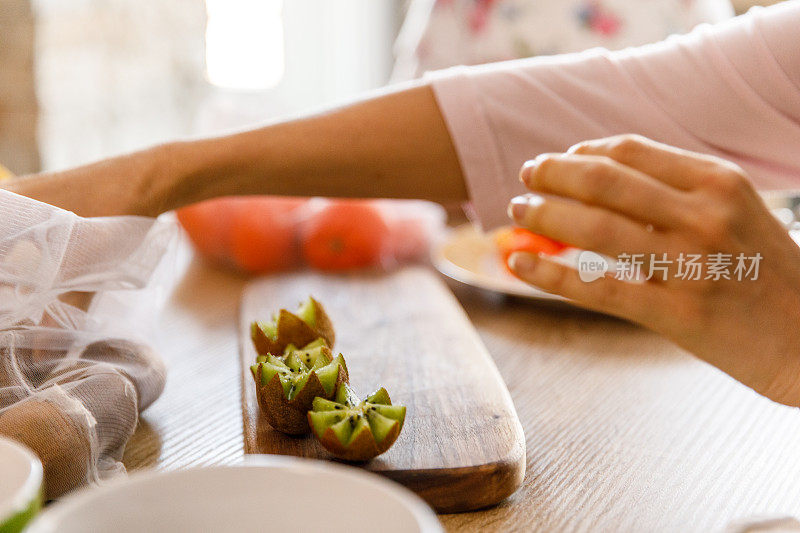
[
  {"x1": 366, "y1": 387, "x2": 391, "y2": 405},
  {"x1": 296, "y1": 298, "x2": 317, "y2": 328},
  {"x1": 251, "y1": 348, "x2": 344, "y2": 401},
  {"x1": 252, "y1": 319, "x2": 277, "y2": 341}
]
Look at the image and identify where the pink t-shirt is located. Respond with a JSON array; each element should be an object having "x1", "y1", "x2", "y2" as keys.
[{"x1": 429, "y1": 1, "x2": 800, "y2": 229}]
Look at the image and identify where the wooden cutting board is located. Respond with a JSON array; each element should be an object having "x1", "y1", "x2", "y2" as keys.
[{"x1": 239, "y1": 266, "x2": 525, "y2": 513}]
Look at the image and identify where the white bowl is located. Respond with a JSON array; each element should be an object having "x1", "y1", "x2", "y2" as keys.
[
  {"x1": 27, "y1": 456, "x2": 442, "y2": 533},
  {"x1": 0, "y1": 436, "x2": 43, "y2": 533}
]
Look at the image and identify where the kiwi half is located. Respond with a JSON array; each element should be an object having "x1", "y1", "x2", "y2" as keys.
[
  {"x1": 251, "y1": 296, "x2": 335, "y2": 355},
  {"x1": 251, "y1": 341, "x2": 348, "y2": 435},
  {"x1": 308, "y1": 383, "x2": 406, "y2": 462}
]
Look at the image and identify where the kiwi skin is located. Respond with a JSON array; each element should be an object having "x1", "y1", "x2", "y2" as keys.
[
  {"x1": 316, "y1": 420, "x2": 402, "y2": 463},
  {"x1": 307, "y1": 297, "x2": 335, "y2": 348},
  {"x1": 252, "y1": 297, "x2": 335, "y2": 356},
  {"x1": 255, "y1": 358, "x2": 348, "y2": 435}
]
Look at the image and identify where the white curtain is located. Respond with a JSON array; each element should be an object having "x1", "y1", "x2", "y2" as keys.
[
  {"x1": 32, "y1": 0, "x2": 400, "y2": 170},
  {"x1": 196, "y1": 0, "x2": 400, "y2": 135}
]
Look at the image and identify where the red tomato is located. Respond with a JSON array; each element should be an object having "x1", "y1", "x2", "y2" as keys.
[
  {"x1": 494, "y1": 226, "x2": 567, "y2": 274},
  {"x1": 302, "y1": 201, "x2": 389, "y2": 271},
  {"x1": 229, "y1": 197, "x2": 305, "y2": 274},
  {"x1": 176, "y1": 198, "x2": 237, "y2": 262},
  {"x1": 177, "y1": 196, "x2": 306, "y2": 271}
]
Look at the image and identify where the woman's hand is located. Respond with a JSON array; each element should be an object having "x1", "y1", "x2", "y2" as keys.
[{"x1": 508, "y1": 134, "x2": 800, "y2": 407}]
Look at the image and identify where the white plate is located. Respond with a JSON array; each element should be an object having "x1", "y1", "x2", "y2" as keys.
[
  {"x1": 0, "y1": 436, "x2": 43, "y2": 532},
  {"x1": 27, "y1": 456, "x2": 442, "y2": 533},
  {"x1": 433, "y1": 224, "x2": 571, "y2": 302}
]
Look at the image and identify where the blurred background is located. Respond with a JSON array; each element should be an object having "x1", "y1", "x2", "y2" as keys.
[{"x1": 0, "y1": 0, "x2": 784, "y2": 177}]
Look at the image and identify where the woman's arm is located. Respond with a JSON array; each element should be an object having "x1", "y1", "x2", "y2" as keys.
[
  {"x1": 5, "y1": 83, "x2": 467, "y2": 217},
  {"x1": 429, "y1": 1, "x2": 800, "y2": 229}
]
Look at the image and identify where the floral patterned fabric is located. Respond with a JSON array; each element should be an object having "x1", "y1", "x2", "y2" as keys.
[{"x1": 394, "y1": 0, "x2": 734, "y2": 79}]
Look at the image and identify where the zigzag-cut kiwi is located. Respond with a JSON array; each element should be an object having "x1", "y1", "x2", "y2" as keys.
[
  {"x1": 251, "y1": 296, "x2": 335, "y2": 355},
  {"x1": 308, "y1": 383, "x2": 405, "y2": 461},
  {"x1": 251, "y1": 341, "x2": 348, "y2": 435}
]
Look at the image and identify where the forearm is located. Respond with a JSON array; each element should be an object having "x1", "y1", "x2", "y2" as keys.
[
  {"x1": 429, "y1": 1, "x2": 800, "y2": 229},
  {"x1": 7, "y1": 83, "x2": 466, "y2": 217}
]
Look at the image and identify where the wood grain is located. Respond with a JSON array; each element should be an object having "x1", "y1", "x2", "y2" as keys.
[
  {"x1": 124, "y1": 240, "x2": 800, "y2": 531},
  {"x1": 122, "y1": 249, "x2": 246, "y2": 471},
  {"x1": 239, "y1": 267, "x2": 526, "y2": 513},
  {"x1": 439, "y1": 283, "x2": 800, "y2": 532}
]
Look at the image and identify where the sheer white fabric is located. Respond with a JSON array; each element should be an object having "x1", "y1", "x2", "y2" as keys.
[{"x1": 0, "y1": 190, "x2": 175, "y2": 497}]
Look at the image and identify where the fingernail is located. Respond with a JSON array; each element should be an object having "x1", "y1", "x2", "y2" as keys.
[
  {"x1": 508, "y1": 251, "x2": 538, "y2": 273},
  {"x1": 520, "y1": 154, "x2": 551, "y2": 183},
  {"x1": 507, "y1": 194, "x2": 544, "y2": 222},
  {"x1": 508, "y1": 197, "x2": 527, "y2": 221},
  {"x1": 519, "y1": 160, "x2": 538, "y2": 183}
]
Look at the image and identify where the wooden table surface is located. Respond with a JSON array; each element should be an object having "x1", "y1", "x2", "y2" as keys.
[{"x1": 123, "y1": 239, "x2": 800, "y2": 532}]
